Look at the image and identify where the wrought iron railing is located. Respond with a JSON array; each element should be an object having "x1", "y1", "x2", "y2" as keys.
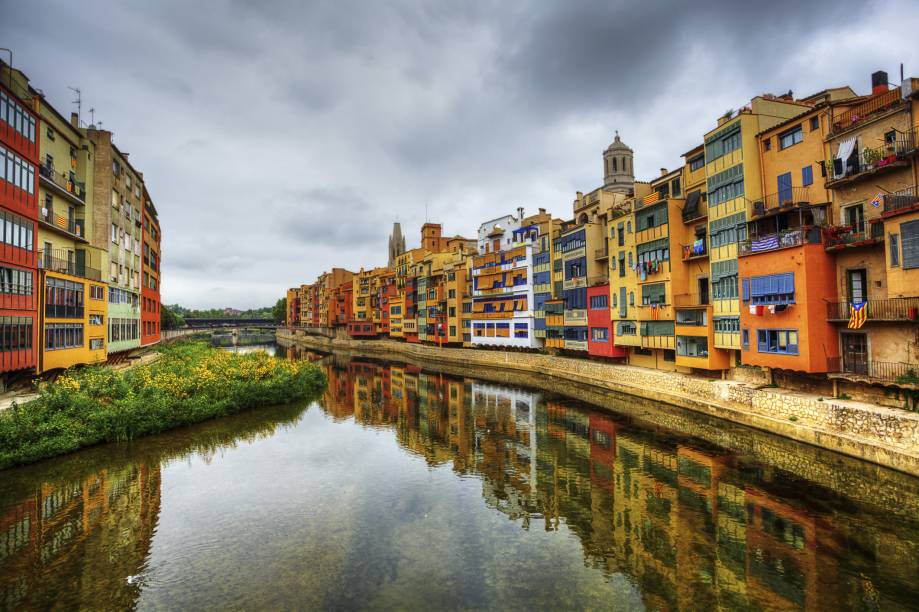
[
  {"x1": 681, "y1": 240, "x2": 707, "y2": 260},
  {"x1": 738, "y1": 227, "x2": 822, "y2": 255},
  {"x1": 672, "y1": 293, "x2": 709, "y2": 307},
  {"x1": 826, "y1": 297, "x2": 919, "y2": 321},
  {"x1": 38, "y1": 164, "x2": 86, "y2": 202},
  {"x1": 37, "y1": 249, "x2": 102, "y2": 281},
  {"x1": 884, "y1": 185, "x2": 919, "y2": 215},
  {"x1": 831, "y1": 88, "x2": 903, "y2": 133},
  {"x1": 753, "y1": 187, "x2": 812, "y2": 217},
  {"x1": 682, "y1": 199, "x2": 707, "y2": 223},
  {"x1": 829, "y1": 358, "x2": 917, "y2": 383},
  {"x1": 39, "y1": 209, "x2": 85, "y2": 238},
  {"x1": 823, "y1": 221, "x2": 884, "y2": 249}
]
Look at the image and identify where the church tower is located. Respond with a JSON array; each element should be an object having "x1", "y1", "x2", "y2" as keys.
[
  {"x1": 388, "y1": 222, "x2": 406, "y2": 268},
  {"x1": 603, "y1": 131, "x2": 635, "y2": 195}
]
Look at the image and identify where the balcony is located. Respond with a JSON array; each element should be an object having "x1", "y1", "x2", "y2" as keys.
[
  {"x1": 828, "y1": 358, "x2": 918, "y2": 386},
  {"x1": 826, "y1": 297, "x2": 919, "y2": 322},
  {"x1": 826, "y1": 134, "x2": 916, "y2": 188},
  {"x1": 563, "y1": 277, "x2": 586, "y2": 290},
  {"x1": 682, "y1": 198, "x2": 707, "y2": 223},
  {"x1": 564, "y1": 339, "x2": 588, "y2": 352},
  {"x1": 39, "y1": 209, "x2": 87, "y2": 241},
  {"x1": 38, "y1": 249, "x2": 102, "y2": 281},
  {"x1": 823, "y1": 221, "x2": 883, "y2": 251},
  {"x1": 39, "y1": 164, "x2": 86, "y2": 204},
  {"x1": 751, "y1": 187, "x2": 813, "y2": 218},
  {"x1": 883, "y1": 185, "x2": 919, "y2": 218},
  {"x1": 738, "y1": 227, "x2": 822, "y2": 256},
  {"x1": 831, "y1": 88, "x2": 904, "y2": 134},
  {"x1": 681, "y1": 239, "x2": 707, "y2": 260},
  {"x1": 594, "y1": 248, "x2": 609, "y2": 260},
  {"x1": 672, "y1": 293, "x2": 709, "y2": 308}
]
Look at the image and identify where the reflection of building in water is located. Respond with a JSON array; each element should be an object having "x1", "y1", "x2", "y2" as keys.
[
  {"x1": 0, "y1": 463, "x2": 160, "y2": 610},
  {"x1": 313, "y1": 356, "x2": 919, "y2": 610},
  {"x1": 471, "y1": 383, "x2": 541, "y2": 519}
]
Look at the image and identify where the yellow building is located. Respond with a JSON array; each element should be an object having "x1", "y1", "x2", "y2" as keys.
[
  {"x1": 704, "y1": 96, "x2": 809, "y2": 359},
  {"x1": 38, "y1": 274, "x2": 107, "y2": 372}
]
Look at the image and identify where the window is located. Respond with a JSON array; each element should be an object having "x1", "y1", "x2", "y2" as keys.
[
  {"x1": 636, "y1": 203, "x2": 668, "y2": 231},
  {"x1": 0, "y1": 145, "x2": 36, "y2": 194},
  {"x1": 629, "y1": 291, "x2": 635, "y2": 307},
  {"x1": 0, "y1": 266, "x2": 33, "y2": 296},
  {"x1": 0, "y1": 316, "x2": 33, "y2": 352},
  {"x1": 675, "y1": 309, "x2": 706, "y2": 326},
  {"x1": 513, "y1": 322, "x2": 528, "y2": 338},
  {"x1": 617, "y1": 222, "x2": 624, "y2": 246},
  {"x1": 742, "y1": 329, "x2": 749, "y2": 349},
  {"x1": 89, "y1": 338, "x2": 104, "y2": 350},
  {"x1": 779, "y1": 125, "x2": 803, "y2": 149},
  {"x1": 689, "y1": 154, "x2": 705, "y2": 171},
  {"x1": 616, "y1": 321, "x2": 637, "y2": 336},
  {"x1": 671, "y1": 177, "x2": 681, "y2": 197},
  {"x1": 640, "y1": 321, "x2": 674, "y2": 336},
  {"x1": 756, "y1": 329, "x2": 798, "y2": 354},
  {"x1": 663, "y1": 350, "x2": 675, "y2": 362},
  {"x1": 800, "y1": 166, "x2": 813, "y2": 188},
  {"x1": 704, "y1": 123, "x2": 741, "y2": 162},
  {"x1": 45, "y1": 323, "x2": 84, "y2": 351},
  {"x1": 641, "y1": 283, "x2": 666, "y2": 306},
  {"x1": 706, "y1": 163, "x2": 745, "y2": 206},
  {"x1": 763, "y1": 138, "x2": 772, "y2": 151},
  {"x1": 884, "y1": 130, "x2": 896, "y2": 145},
  {"x1": 589, "y1": 294, "x2": 608, "y2": 309},
  {"x1": 889, "y1": 233, "x2": 900, "y2": 267},
  {"x1": 0, "y1": 91, "x2": 37, "y2": 143},
  {"x1": 714, "y1": 316, "x2": 740, "y2": 333},
  {"x1": 749, "y1": 273, "x2": 795, "y2": 305},
  {"x1": 677, "y1": 336, "x2": 708, "y2": 357},
  {"x1": 810, "y1": 116, "x2": 820, "y2": 131},
  {"x1": 711, "y1": 260, "x2": 739, "y2": 300},
  {"x1": 45, "y1": 278, "x2": 84, "y2": 319},
  {"x1": 637, "y1": 238, "x2": 669, "y2": 266},
  {"x1": 903, "y1": 220, "x2": 919, "y2": 269},
  {"x1": 591, "y1": 327, "x2": 608, "y2": 342}
]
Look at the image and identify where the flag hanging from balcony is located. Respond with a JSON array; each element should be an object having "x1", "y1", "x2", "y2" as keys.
[
  {"x1": 871, "y1": 193, "x2": 882, "y2": 208},
  {"x1": 848, "y1": 302, "x2": 867, "y2": 329},
  {"x1": 643, "y1": 192, "x2": 659, "y2": 205}
]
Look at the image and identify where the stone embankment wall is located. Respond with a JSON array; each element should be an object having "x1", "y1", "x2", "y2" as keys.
[{"x1": 279, "y1": 329, "x2": 919, "y2": 477}]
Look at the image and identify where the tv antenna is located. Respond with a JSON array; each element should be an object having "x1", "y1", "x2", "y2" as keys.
[
  {"x1": 68, "y1": 86, "x2": 81, "y2": 124},
  {"x1": 88, "y1": 107, "x2": 95, "y2": 127}
]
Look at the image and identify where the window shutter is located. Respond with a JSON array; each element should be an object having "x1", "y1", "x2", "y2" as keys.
[
  {"x1": 802, "y1": 165, "x2": 813, "y2": 186},
  {"x1": 782, "y1": 273, "x2": 795, "y2": 294},
  {"x1": 902, "y1": 220, "x2": 919, "y2": 270},
  {"x1": 742, "y1": 278, "x2": 750, "y2": 302}
]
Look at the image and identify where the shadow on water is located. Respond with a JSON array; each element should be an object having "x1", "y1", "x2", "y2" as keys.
[{"x1": 1, "y1": 341, "x2": 918, "y2": 610}]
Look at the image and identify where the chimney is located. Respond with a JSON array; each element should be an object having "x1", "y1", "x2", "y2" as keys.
[
  {"x1": 70, "y1": 112, "x2": 79, "y2": 128},
  {"x1": 872, "y1": 70, "x2": 888, "y2": 95},
  {"x1": 576, "y1": 191, "x2": 583, "y2": 199},
  {"x1": 660, "y1": 168, "x2": 668, "y2": 177},
  {"x1": 538, "y1": 207, "x2": 546, "y2": 215},
  {"x1": 517, "y1": 206, "x2": 524, "y2": 220}
]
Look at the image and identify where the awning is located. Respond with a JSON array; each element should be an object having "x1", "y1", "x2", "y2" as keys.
[
  {"x1": 684, "y1": 190, "x2": 701, "y2": 215},
  {"x1": 835, "y1": 138, "x2": 856, "y2": 178}
]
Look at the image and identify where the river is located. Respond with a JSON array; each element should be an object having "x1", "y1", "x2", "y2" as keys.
[{"x1": 1, "y1": 344, "x2": 918, "y2": 610}]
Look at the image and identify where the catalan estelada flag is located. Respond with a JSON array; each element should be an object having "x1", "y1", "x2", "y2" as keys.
[
  {"x1": 848, "y1": 301, "x2": 867, "y2": 329},
  {"x1": 870, "y1": 193, "x2": 882, "y2": 208}
]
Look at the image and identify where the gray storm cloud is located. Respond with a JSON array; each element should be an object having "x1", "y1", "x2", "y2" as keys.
[{"x1": 3, "y1": 0, "x2": 916, "y2": 307}]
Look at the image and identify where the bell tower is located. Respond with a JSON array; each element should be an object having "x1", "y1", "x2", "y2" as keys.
[{"x1": 603, "y1": 131, "x2": 635, "y2": 195}]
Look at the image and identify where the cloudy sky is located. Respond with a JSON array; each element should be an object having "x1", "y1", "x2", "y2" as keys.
[{"x1": 4, "y1": 1, "x2": 918, "y2": 308}]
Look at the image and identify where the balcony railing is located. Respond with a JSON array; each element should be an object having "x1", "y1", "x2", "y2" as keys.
[
  {"x1": 594, "y1": 248, "x2": 609, "y2": 260},
  {"x1": 37, "y1": 249, "x2": 102, "y2": 281},
  {"x1": 738, "y1": 227, "x2": 821, "y2": 256},
  {"x1": 681, "y1": 240, "x2": 707, "y2": 260},
  {"x1": 827, "y1": 134, "x2": 916, "y2": 186},
  {"x1": 884, "y1": 185, "x2": 919, "y2": 216},
  {"x1": 672, "y1": 293, "x2": 709, "y2": 307},
  {"x1": 828, "y1": 358, "x2": 918, "y2": 384},
  {"x1": 753, "y1": 187, "x2": 812, "y2": 218},
  {"x1": 826, "y1": 297, "x2": 919, "y2": 321},
  {"x1": 39, "y1": 209, "x2": 85, "y2": 239},
  {"x1": 39, "y1": 164, "x2": 86, "y2": 202},
  {"x1": 823, "y1": 221, "x2": 883, "y2": 250},
  {"x1": 832, "y1": 88, "x2": 903, "y2": 133},
  {"x1": 682, "y1": 199, "x2": 707, "y2": 223}
]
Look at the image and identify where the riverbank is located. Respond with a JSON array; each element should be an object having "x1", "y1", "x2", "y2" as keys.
[
  {"x1": 0, "y1": 341, "x2": 326, "y2": 470},
  {"x1": 280, "y1": 329, "x2": 919, "y2": 477}
]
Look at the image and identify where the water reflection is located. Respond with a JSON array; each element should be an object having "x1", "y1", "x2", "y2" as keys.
[
  {"x1": 1, "y1": 346, "x2": 917, "y2": 610},
  {"x1": 299, "y1": 347, "x2": 919, "y2": 611}
]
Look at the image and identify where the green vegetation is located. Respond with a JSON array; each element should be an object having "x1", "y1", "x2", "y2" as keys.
[
  {"x1": 272, "y1": 297, "x2": 287, "y2": 324},
  {"x1": 0, "y1": 341, "x2": 325, "y2": 470},
  {"x1": 166, "y1": 304, "x2": 275, "y2": 320},
  {"x1": 161, "y1": 304, "x2": 186, "y2": 329}
]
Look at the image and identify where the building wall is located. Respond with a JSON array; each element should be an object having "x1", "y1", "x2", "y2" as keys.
[
  {"x1": 586, "y1": 284, "x2": 624, "y2": 358},
  {"x1": 0, "y1": 77, "x2": 39, "y2": 374},
  {"x1": 38, "y1": 270, "x2": 107, "y2": 372},
  {"x1": 140, "y1": 196, "x2": 160, "y2": 346}
]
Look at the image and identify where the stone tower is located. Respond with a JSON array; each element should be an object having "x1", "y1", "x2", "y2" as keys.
[
  {"x1": 603, "y1": 131, "x2": 635, "y2": 195},
  {"x1": 388, "y1": 222, "x2": 406, "y2": 268}
]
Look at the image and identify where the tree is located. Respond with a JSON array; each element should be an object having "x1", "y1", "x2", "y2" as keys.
[
  {"x1": 272, "y1": 297, "x2": 287, "y2": 324},
  {"x1": 161, "y1": 305, "x2": 186, "y2": 330}
]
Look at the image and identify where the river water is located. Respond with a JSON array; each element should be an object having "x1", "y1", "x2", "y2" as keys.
[{"x1": 1, "y1": 344, "x2": 918, "y2": 610}]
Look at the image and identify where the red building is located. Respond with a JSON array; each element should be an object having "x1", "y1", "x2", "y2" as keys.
[
  {"x1": 140, "y1": 186, "x2": 161, "y2": 346},
  {"x1": 0, "y1": 77, "x2": 39, "y2": 377},
  {"x1": 404, "y1": 276, "x2": 420, "y2": 343},
  {"x1": 587, "y1": 284, "x2": 627, "y2": 359},
  {"x1": 379, "y1": 282, "x2": 397, "y2": 336},
  {"x1": 334, "y1": 283, "x2": 353, "y2": 329}
]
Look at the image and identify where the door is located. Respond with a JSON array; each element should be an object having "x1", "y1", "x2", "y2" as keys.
[
  {"x1": 619, "y1": 287, "x2": 627, "y2": 317},
  {"x1": 841, "y1": 332, "x2": 868, "y2": 375},
  {"x1": 43, "y1": 241, "x2": 52, "y2": 269},
  {"x1": 777, "y1": 172, "x2": 793, "y2": 204},
  {"x1": 698, "y1": 277, "x2": 709, "y2": 305},
  {"x1": 846, "y1": 269, "x2": 867, "y2": 304},
  {"x1": 845, "y1": 204, "x2": 864, "y2": 234}
]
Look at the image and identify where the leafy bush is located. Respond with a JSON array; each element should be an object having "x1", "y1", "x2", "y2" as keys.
[{"x1": 0, "y1": 341, "x2": 325, "y2": 469}]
